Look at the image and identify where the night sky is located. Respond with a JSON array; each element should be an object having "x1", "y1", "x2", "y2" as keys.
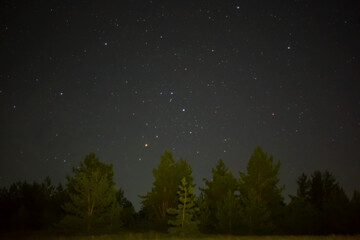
[{"x1": 1, "y1": 1, "x2": 360, "y2": 210}]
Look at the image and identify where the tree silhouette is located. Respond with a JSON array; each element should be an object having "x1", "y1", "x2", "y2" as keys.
[
  {"x1": 287, "y1": 170, "x2": 352, "y2": 234},
  {"x1": 116, "y1": 188, "x2": 135, "y2": 227},
  {"x1": 0, "y1": 177, "x2": 65, "y2": 232}
]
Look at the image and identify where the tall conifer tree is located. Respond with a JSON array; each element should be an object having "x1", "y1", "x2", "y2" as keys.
[{"x1": 239, "y1": 146, "x2": 284, "y2": 234}]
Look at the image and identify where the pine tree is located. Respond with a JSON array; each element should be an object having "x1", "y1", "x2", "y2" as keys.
[
  {"x1": 196, "y1": 193, "x2": 211, "y2": 233},
  {"x1": 239, "y1": 146, "x2": 284, "y2": 234},
  {"x1": 307, "y1": 170, "x2": 349, "y2": 234},
  {"x1": 286, "y1": 173, "x2": 316, "y2": 234},
  {"x1": 140, "y1": 151, "x2": 193, "y2": 230},
  {"x1": 296, "y1": 173, "x2": 310, "y2": 200},
  {"x1": 60, "y1": 153, "x2": 122, "y2": 232},
  {"x1": 240, "y1": 188, "x2": 272, "y2": 234},
  {"x1": 215, "y1": 190, "x2": 240, "y2": 234},
  {"x1": 167, "y1": 177, "x2": 199, "y2": 236},
  {"x1": 200, "y1": 159, "x2": 237, "y2": 231}
]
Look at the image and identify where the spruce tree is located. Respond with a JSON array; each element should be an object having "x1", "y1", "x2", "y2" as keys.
[{"x1": 167, "y1": 177, "x2": 199, "y2": 236}]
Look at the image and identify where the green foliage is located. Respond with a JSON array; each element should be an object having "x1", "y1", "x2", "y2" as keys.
[
  {"x1": 215, "y1": 190, "x2": 240, "y2": 234},
  {"x1": 239, "y1": 146, "x2": 283, "y2": 204},
  {"x1": 2, "y1": 146, "x2": 360, "y2": 236},
  {"x1": 287, "y1": 170, "x2": 353, "y2": 234},
  {"x1": 167, "y1": 177, "x2": 199, "y2": 236},
  {"x1": 60, "y1": 153, "x2": 122, "y2": 232},
  {"x1": 195, "y1": 193, "x2": 211, "y2": 233},
  {"x1": 285, "y1": 197, "x2": 317, "y2": 234},
  {"x1": 240, "y1": 188, "x2": 272, "y2": 234},
  {"x1": 239, "y1": 146, "x2": 284, "y2": 234},
  {"x1": 140, "y1": 151, "x2": 193, "y2": 230},
  {"x1": 116, "y1": 189, "x2": 135, "y2": 227},
  {"x1": 350, "y1": 190, "x2": 360, "y2": 233},
  {"x1": 3, "y1": 232, "x2": 360, "y2": 240},
  {"x1": 200, "y1": 159, "x2": 237, "y2": 231},
  {"x1": 296, "y1": 173, "x2": 310, "y2": 200},
  {"x1": 308, "y1": 170, "x2": 339, "y2": 209}
]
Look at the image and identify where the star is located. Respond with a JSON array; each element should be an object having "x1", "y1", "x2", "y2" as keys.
[{"x1": 1, "y1": 0, "x2": 358, "y2": 220}]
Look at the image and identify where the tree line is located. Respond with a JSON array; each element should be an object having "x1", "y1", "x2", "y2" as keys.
[{"x1": 0, "y1": 146, "x2": 359, "y2": 236}]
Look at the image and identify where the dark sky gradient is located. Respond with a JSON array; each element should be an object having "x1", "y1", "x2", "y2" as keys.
[{"x1": 1, "y1": 0, "x2": 360, "y2": 210}]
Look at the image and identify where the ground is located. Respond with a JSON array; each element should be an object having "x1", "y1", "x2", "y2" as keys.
[{"x1": 1, "y1": 232, "x2": 360, "y2": 240}]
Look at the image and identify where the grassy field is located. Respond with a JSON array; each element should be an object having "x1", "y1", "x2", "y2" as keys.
[{"x1": 1, "y1": 232, "x2": 360, "y2": 240}]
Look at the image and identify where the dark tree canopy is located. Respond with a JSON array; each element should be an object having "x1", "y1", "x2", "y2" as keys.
[
  {"x1": 1, "y1": 149, "x2": 360, "y2": 236},
  {"x1": 286, "y1": 170, "x2": 355, "y2": 235},
  {"x1": 200, "y1": 159, "x2": 237, "y2": 232},
  {"x1": 0, "y1": 177, "x2": 66, "y2": 232}
]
